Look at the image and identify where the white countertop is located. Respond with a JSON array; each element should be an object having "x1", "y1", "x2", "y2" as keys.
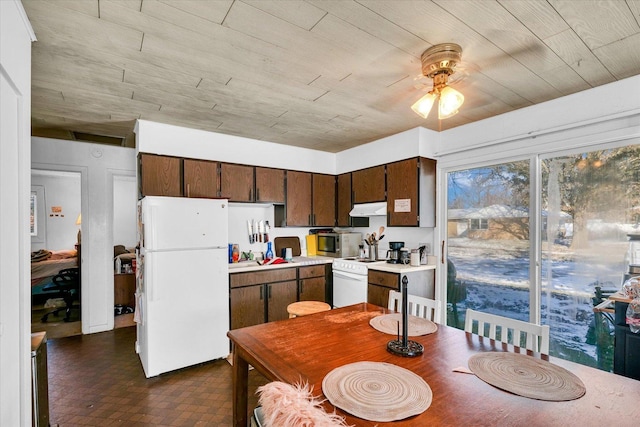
[
  {"x1": 228, "y1": 255, "x2": 334, "y2": 273},
  {"x1": 367, "y1": 262, "x2": 436, "y2": 273}
]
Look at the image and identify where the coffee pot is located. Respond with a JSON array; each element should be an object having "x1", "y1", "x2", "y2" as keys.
[{"x1": 386, "y1": 241, "x2": 404, "y2": 264}]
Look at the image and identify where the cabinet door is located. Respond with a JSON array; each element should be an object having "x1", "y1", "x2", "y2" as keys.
[
  {"x1": 140, "y1": 154, "x2": 182, "y2": 197},
  {"x1": 286, "y1": 171, "x2": 312, "y2": 226},
  {"x1": 230, "y1": 285, "x2": 265, "y2": 329},
  {"x1": 299, "y1": 277, "x2": 326, "y2": 302},
  {"x1": 312, "y1": 173, "x2": 336, "y2": 226},
  {"x1": 267, "y1": 280, "x2": 298, "y2": 322},
  {"x1": 352, "y1": 165, "x2": 385, "y2": 203},
  {"x1": 256, "y1": 167, "x2": 285, "y2": 203},
  {"x1": 183, "y1": 159, "x2": 219, "y2": 198},
  {"x1": 367, "y1": 283, "x2": 393, "y2": 308},
  {"x1": 387, "y1": 158, "x2": 419, "y2": 226},
  {"x1": 114, "y1": 274, "x2": 136, "y2": 308},
  {"x1": 337, "y1": 173, "x2": 352, "y2": 227},
  {"x1": 221, "y1": 163, "x2": 254, "y2": 202}
]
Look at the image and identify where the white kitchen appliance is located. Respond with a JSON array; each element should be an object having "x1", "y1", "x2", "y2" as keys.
[
  {"x1": 332, "y1": 259, "x2": 370, "y2": 308},
  {"x1": 136, "y1": 196, "x2": 229, "y2": 378}
]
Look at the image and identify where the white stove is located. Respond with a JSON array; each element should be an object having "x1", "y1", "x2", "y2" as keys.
[{"x1": 332, "y1": 258, "x2": 385, "y2": 308}]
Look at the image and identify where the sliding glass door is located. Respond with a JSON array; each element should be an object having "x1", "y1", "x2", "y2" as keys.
[
  {"x1": 446, "y1": 161, "x2": 531, "y2": 329},
  {"x1": 541, "y1": 146, "x2": 640, "y2": 370},
  {"x1": 445, "y1": 144, "x2": 640, "y2": 371}
]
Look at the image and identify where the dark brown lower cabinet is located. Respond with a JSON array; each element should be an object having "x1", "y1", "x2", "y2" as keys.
[
  {"x1": 267, "y1": 281, "x2": 298, "y2": 322},
  {"x1": 230, "y1": 286, "x2": 265, "y2": 330},
  {"x1": 367, "y1": 270, "x2": 400, "y2": 309},
  {"x1": 230, "y1": 265, "x2": 331, "y2": 329}
]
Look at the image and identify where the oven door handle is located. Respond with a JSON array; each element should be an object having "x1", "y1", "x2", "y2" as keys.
[{"x1": 333, "y1": 270, "x2": 366, "y2": 281}]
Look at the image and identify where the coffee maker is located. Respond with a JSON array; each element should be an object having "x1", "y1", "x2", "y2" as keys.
[{"x1": 386, "y1": 241, "x2": 404, "y2": 264}]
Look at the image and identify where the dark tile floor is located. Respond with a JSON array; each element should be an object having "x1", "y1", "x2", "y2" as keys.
[{"x1": 46, "y1": 326, "x2": 268, "y2": 426}]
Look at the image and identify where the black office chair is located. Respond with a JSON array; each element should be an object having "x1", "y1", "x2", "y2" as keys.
[{"x1": 41, "y1": 268, "x2": 80, "y2": 322}]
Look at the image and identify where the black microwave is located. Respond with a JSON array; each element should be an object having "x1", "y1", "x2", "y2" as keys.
[{"x1": 316, "y1": 232, "x2": 361, "y2": 258}]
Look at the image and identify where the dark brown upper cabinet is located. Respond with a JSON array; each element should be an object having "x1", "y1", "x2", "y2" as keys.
[
  {"x1": 183, "y1": 159, "x2": 219, "y2": 198},
  {"x1": 312, "y1": 173, "x2": 336, "y2": 227},
  {"x1": 386, "y1": 157, "x2": 436, "y2": 227},
  {"x1": 255, "y1": 167, "x2": 285, "y2": 203},
  {"x1": 286, "y1": 170, "x2": 312, "y2": 226},
  {"x1": 352, "y1": 165, "x2": 385, "y2": 203},
  {"x1": 220, "y1": 163, "x2": 254, "y2": 202},
  {"x1": 139, "y1": 153, "x2": 182, "y2": 197},
  {"x1": 336, "y1": 173, "x2": 352, "y2": 227}
]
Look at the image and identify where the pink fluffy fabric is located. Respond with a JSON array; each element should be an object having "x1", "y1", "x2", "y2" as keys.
[{"x1": 257, "y1": 381, "x2": 350, "y2": 427}]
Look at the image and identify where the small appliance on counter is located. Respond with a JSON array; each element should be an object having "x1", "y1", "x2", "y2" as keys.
[
  {"x1": 316, "y1": 232, "x2": 361, "y2": 258},
  {"x1": 386, "y1": 242, "x2": 405, "y2": 264}
]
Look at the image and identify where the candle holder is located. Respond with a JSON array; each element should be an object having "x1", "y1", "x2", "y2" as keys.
[{"x1": 387, "y1": 276, "x2": 424, "y2": 357}]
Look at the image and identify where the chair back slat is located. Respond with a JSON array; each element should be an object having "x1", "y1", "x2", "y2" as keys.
[
  {"x1": 464, "y1": 308, "x2": 550, "y2": 355},
  {"x1": 388, "y1": 291, "x2": 442, "y2": 324}
]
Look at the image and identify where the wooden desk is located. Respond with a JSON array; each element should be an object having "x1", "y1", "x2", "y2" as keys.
[{"x1": 228, "y1": 303, "x2": 640, "y2": 427}]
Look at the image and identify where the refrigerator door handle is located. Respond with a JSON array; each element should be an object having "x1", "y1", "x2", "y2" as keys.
[{"x1": 147, "y1": 252, "x2": 156, "y2": 301}]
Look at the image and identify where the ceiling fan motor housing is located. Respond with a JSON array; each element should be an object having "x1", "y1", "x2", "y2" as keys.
[{"x1": 421, "y1": 43, "x2": 463, "y2": 79}]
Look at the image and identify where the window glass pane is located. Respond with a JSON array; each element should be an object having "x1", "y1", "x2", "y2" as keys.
[
  {"x1": 447, "y1": 161, "x2": 531, "y2": 329},
  {"x1": 541, "y1": 145, "x2": 640, "y2": 371}
]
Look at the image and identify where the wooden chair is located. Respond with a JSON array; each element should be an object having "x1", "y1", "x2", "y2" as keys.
[
  {"x1": 388, "y1": 290, "x2": 442, "y2": 324},
  {"x1": 464, "y1": 308, "x2": 550, "y2": 355}
]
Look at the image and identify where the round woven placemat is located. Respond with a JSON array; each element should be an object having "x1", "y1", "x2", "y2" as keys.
[
  {"x1": 468, "y1": 352, "x2": 586, "y2": 401},
  {"x1": 322, "y1": 361, "x2": 432, "y2": 422},
  {"x1": 369, "y1": 313, "x2": 437, "y2": 336}
]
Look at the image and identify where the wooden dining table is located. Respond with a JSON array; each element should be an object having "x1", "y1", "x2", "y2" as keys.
[{"x1": 227, "y1": 303, "x2": 640, "y2": 426}]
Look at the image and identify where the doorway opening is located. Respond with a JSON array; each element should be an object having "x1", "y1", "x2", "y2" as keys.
[{"x1": 30, "y1": 169, "x2": 82, "y2": 339}]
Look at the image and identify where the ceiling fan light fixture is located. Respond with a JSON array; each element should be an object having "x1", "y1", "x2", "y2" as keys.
[
  {"x1": 438, "y1": 85, "x2": 464, "y2": 119},
  {"x1": 412, "y1": 43, "x2": 465, "y2": 120},
  {"x1": 411, "y1": 92, "x2": 437, "y2": 119}
]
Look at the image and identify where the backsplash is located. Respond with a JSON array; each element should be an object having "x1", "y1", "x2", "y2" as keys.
[
  {"x1": 228, "y1": 204, "x2": 312, "y2": 258},
  {"x1": 228, "y1": 204, "x2": 435, "y2": 260}
]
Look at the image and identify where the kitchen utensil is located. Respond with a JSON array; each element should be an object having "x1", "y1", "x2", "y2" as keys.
[
  {"x1": 379, "y1": 234, "x2": 385, "y2": 241},
  {"x1": 253, "y1": 219, "x2": 259, "y2": 243},
  {"x1": 379, "y1": 226, "x2": 385, "y2": 238},
  {"x1": 247, "y1": 220, "x2": 254, "y2": 244},
  {"x1": 258, "y1": 220, "x2": 265, "y2": 243},
  {"x1": 264, "y1": 221, "x2": 270, "y2": 242}
]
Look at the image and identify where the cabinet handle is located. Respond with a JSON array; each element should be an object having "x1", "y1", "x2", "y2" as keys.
[
  {"x1": 300, "y1": 281, "x2": 304, "y2": 294},
  {"x1": 249, "y1": 188, "x2": 253, "y2": 201},
  {"x1": 312, "y1": 214, "x2": 316, "y2": 226},
  {"x1": 260, "y1": 286, "x2": 263, "y2": 300},
  {"x1": 186, "y1": 184, "x2": 191, "y2": 198},
  {"x1": 308, "y1": 214, "x2": 312, "y2": 226},
  {"x1": 256, "y1": 188, "x2": 260, "y2": 201},
  {"x1": 268, "y1": 285, "x2": 272, "y2": 299}
]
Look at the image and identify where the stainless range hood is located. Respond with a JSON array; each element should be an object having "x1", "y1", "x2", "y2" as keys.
[{"x1": 349, "y1": 202, "x2": 387, "y2": 217}]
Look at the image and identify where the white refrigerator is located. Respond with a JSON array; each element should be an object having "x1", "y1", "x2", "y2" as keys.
[{"x1": 135, "y1": 196, "x2": 229, "y2": 378}]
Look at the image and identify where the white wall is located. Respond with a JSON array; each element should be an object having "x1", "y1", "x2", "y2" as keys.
[
  {"x1": 436, "y1": 75, "x2": 640, "y2": 162},
  {"x1": 135, "y1": 120, "x2": 336, "y2": 174},
  {"x1": 30, "y1": 170, "x2": 81, "y2": 251},
  {"x1": 113, "y1": 175, "x2": 137, "y2": 248},
  {"x1": 0, "y1": 1, "x2": 35, "y2": 425},
  {"x1": 31, "y1": 138, "x2": 137, "y2": 334}
]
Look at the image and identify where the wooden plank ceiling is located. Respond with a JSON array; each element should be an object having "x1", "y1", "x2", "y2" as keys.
[{"x1": 22, "y1": 0, "x2": 640, "y2": 152}]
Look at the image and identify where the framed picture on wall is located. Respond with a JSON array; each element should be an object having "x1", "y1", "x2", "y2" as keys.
[{"x1": 31, "y1": 185, "x2": 46, "y2": 243}]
